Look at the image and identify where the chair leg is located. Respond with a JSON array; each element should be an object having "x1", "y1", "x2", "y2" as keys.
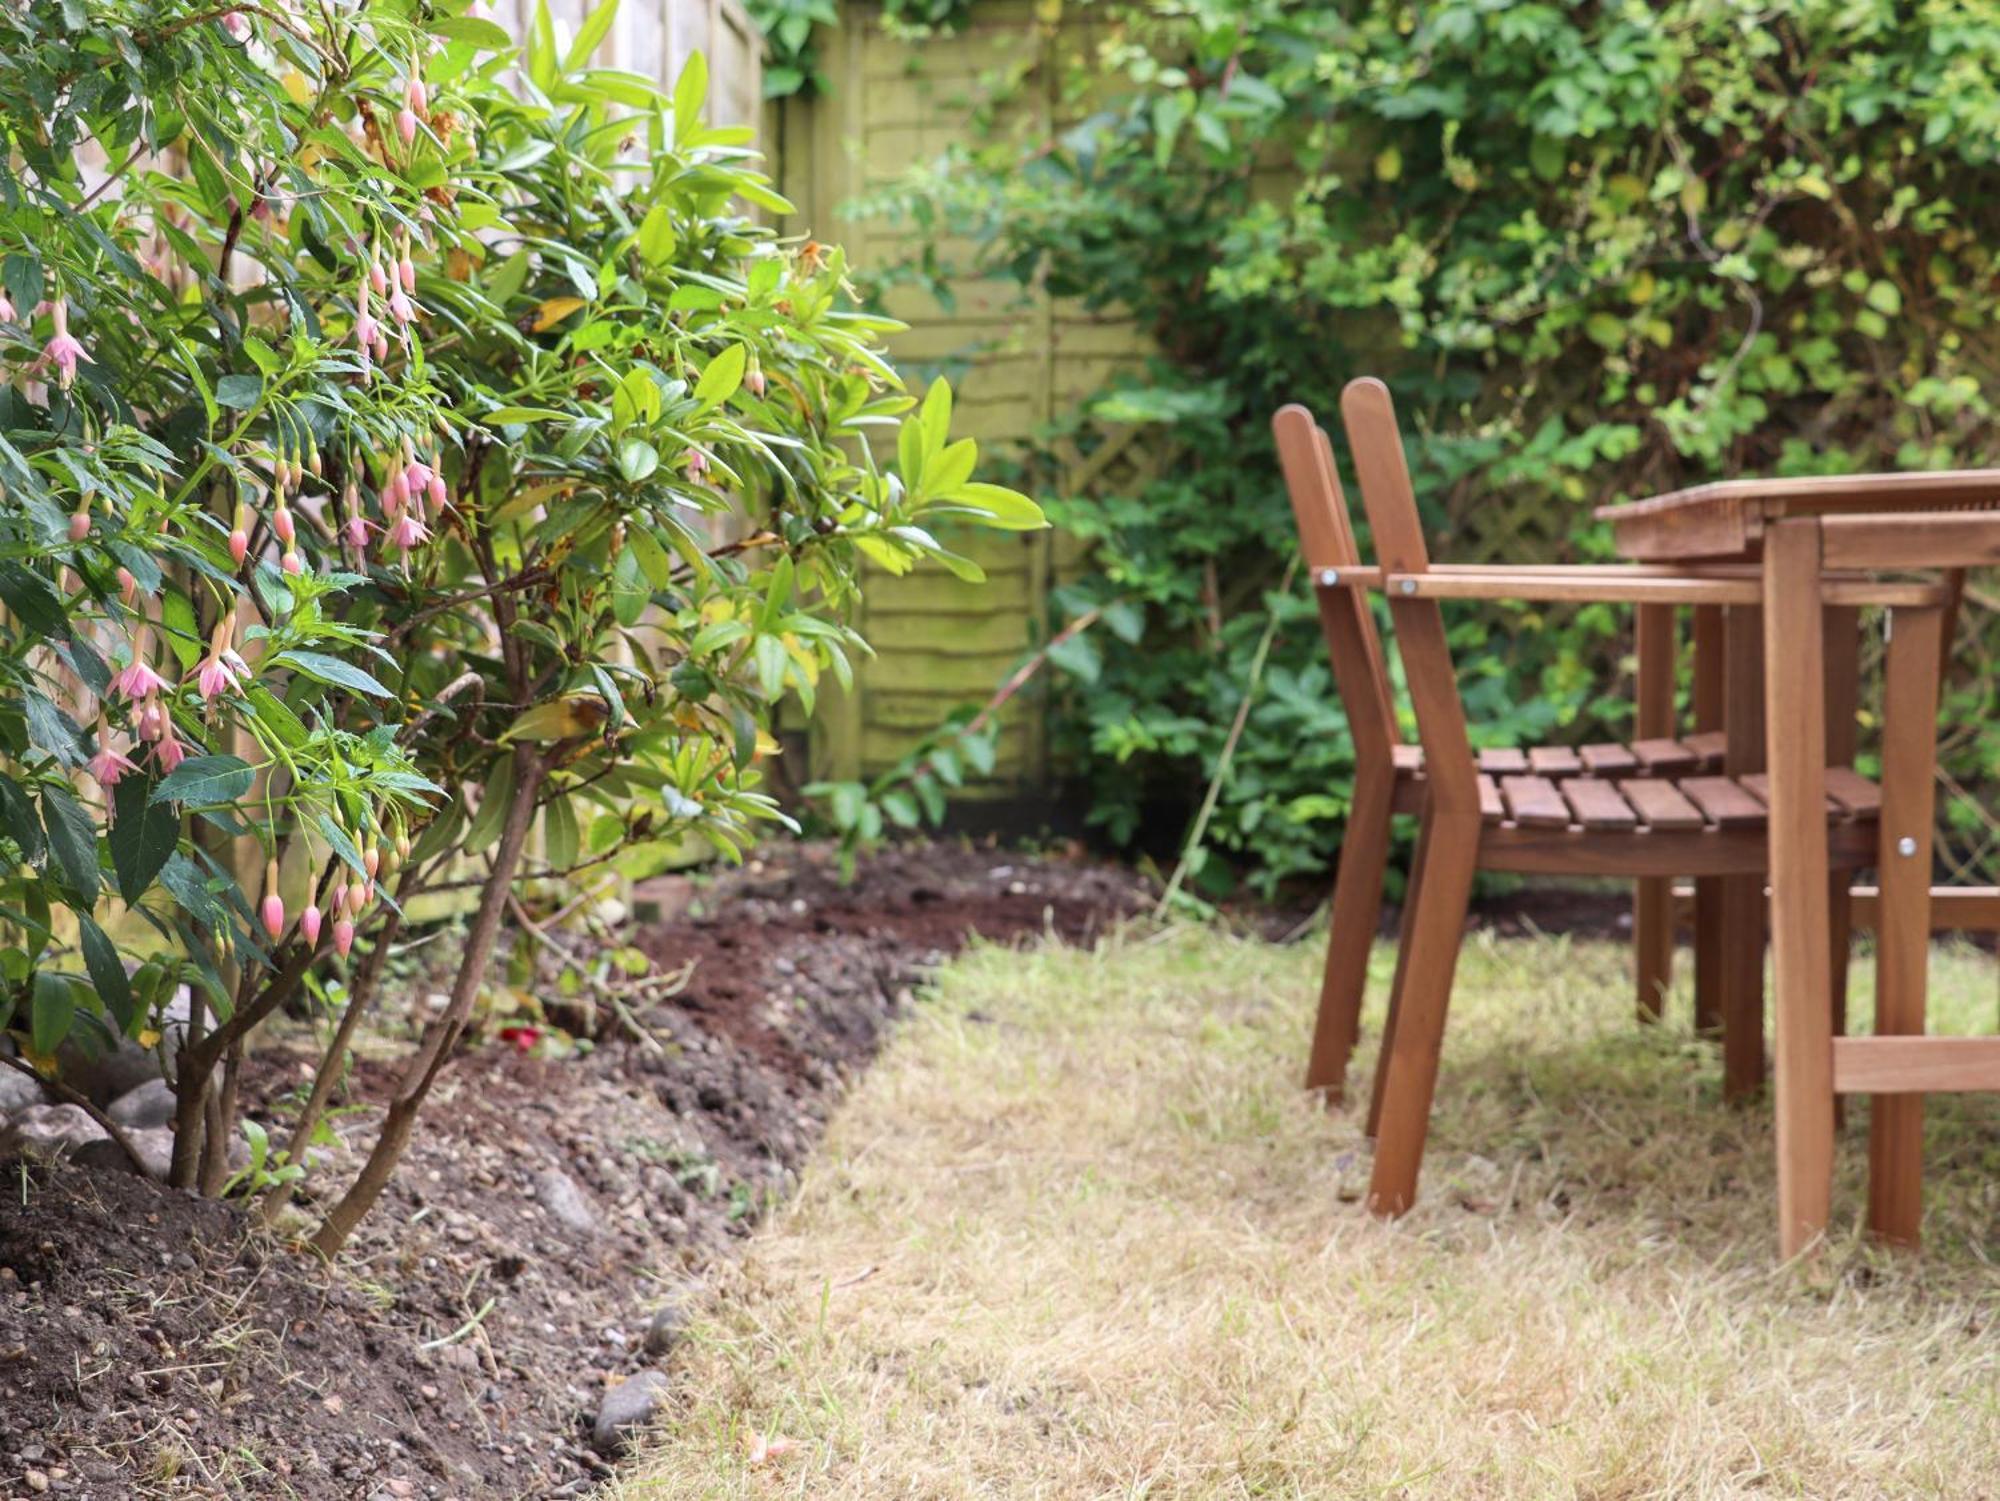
[
  {"x1": 1829, "y1": 873, "x2": 1852, "y2": 1130},
  {"x1": 1635, "y1": 880, "x2": 1673, "y2": 1023},
  {"x1": 1366, "y1": 813, "x2": 1480, "y2": 1218},
  {"x1": 1634, "y1": 603, "x2": 1676, "y2": 1023},
  {"x1": 1869, "y1": 604, "x2": 1944, "y2": 1248},
  {"x1": 1721, "y1": 602, "x2": 1767, "y2": 1100},
  {"x1": 1305, "y1": 768, "x2": 1397, "y2": 1101},
  {"x1": 1367, "y1": 803, "x2": 1435, "y2": 1138}
]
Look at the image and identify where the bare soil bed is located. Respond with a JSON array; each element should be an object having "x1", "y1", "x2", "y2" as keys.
[{"x1": 0, "y1": 841, "x2": 1148, "y2": 1500}]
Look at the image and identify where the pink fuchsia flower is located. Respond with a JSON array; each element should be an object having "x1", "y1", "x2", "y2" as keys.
[
  {"x1": 221, "y1": 11, "x2": 249, "y2": 40},
  {"x1": 196, "y1": 612, "x2": 249, "y2": 701},
  {"x1": 137, "y1": 697, "x2": 164, "y2": 741},
  {"x1": 333, "y1": 914, "x2": 356, "y2": 957},
  {"x1": 281, "y1": 548, "x2": 303, "y2": 576},
  {"x1": 261, "y1": 862, "x2": 285, "y2": 941},
  {"x1": 272, "y1": 502, "x2": 295, "y2": 545},
  {"x1": 345, "y1": 510, "x2": 374, "y2": 551},
  {"x1": 112, "y1": 636, "x2": 168, "y2": 702},
  {"x1": 150, "y1": 729, "x2": 188, "y2": 774},
  {"x1": 88, "y1": 720, "x2": 138, "y2": 792},
  {"x1": 397, "y1": 108, "x2": 419, "y2": 147},
  {"x1": 404, "y1": 457, "x2": 432, "y2": 496},
  {"x1": 301, "y1": 903, "x2": 323, "y2": 947},
  {"x1": 427, "y1": 471, "x2": 447, "y2": 513},
  {"x1": 228, "y1": 503, "x2": 250, "y2": 565},
  {"x1": 388, "y1": 512, "x2": 428, "y2": 552},
  {"x1": 369, "y1": 261, "x2": 388, "y2": 296},
  {"x1": 405, "y1": 74, "x2": 428, "y2": 116},
  {"x1": 399, "y1": 255, "x2": 416, "y2": 294},
  {"x1": 42, "y1": 301, "x2": 86, "y2": 389},
  {"x1": 386, "y1": 287, "x2": 414, "y2": 325},
  {"x1": 68, "y1": 505, "x2": 90, "y2": 541},
  {"x1": 684, "y1": 447, "x2": 710, "y2": 478}
]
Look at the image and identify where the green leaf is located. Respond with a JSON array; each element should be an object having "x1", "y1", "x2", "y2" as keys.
[
  {"x1": 275, "y1": 651, "x2": 393, "y2": 699},
  {"x1": 161, "y1": 589, "x2": 201, "y2": 669},
  {"x1": 31, "y1": 971, "x2": 73, "y2": 1057},
  {"x1": 316, "y1": 814, "x2": 369, "y2": 882},
  {"x1": 544, "y1": 795, "x2": 580, "y2": 869},
  {"x1": 693, "y1": 343, "x2": 746, "y2": 412},
  {"x1": 0, "y1": 563, "x2": 69, "y2": 640},
  {"x1": 152, "y1": 754, "x2": 254, "y2": 808},
  {"x1": 111, "y1": 775, "x2": 178, "y2": 901},
  {"x1": 464, "y1": 755, "x2": 517, "y2": 855},
  {"x1": 673, "y1": 51, "x2": 709, "y2": 142},
  {"x1": 0, "y1": 774, "x2": 45, "y2": 865},
  {"x1": 637, "y1": 203, "x2": 679, "y2": 266},
  {"x1": 40, "y1": 784, "x2": 98, "y2": 901},
  {"x1": 77, "y1": 913, "x2": 134, "y2": 1032},
  {"x1": 215, "y1": 373, "x2": 261, "y2": 410},
  {"x1": 618, "y1": 438, "x2": 660, "y2": 483},
  {"x1": 430, "y1": 15, "x2": 514, "y2": 47},
  {"x1": 482, "y1": 406, "x2": 570, "y2": 425},
  {"x1": 937, "y1": 482, "x2": 1046, "y2": 530},
  {"x1": 566, "y1": 0, "x2": 620, "y2": 67}
]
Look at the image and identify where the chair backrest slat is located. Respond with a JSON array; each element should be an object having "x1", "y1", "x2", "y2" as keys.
[
  {"x1": 1338, "y1": 379, "x2": 1479, "y2": 806},
  {"x1": 1272, "y1": 405, "x2": 1400, "y2": 766}
]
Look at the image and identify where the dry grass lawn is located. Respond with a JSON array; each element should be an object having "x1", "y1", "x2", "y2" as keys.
[{"x1": 619, "y1": 923, "x2": 2000, "y2": 1499}]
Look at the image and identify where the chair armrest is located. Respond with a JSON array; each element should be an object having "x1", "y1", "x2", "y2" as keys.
[{"x1": 1378, "y1": 569, "x2": 1950, "y2": 609}]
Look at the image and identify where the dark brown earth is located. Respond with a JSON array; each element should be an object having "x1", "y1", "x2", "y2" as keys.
[{"x1": 0, "y1": 840, "x2": 1150, "y2": 1500}]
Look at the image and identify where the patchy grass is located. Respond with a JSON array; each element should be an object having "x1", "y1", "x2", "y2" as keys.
[{"x1": 619, "y1": 927, "x2": 1999, "y2": 1499}]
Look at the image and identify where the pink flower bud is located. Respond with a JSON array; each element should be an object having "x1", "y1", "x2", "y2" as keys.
[
  {"x1": 428, "y1": 472, "x2": 447, "y2": 512},
  {"x1": 301, "y1": 904, "x2": 323, "y2": 946},
  {"x1": 261, "y1": 891, "x2": 285, "y2": 941},
  {"x1": 406, "y1": 75, "x2": 428, "y2": 115},
  {"x1": 387, "y1": 288, "x2": 414, "y2": 325},
  {"x1": 363, "y1": 844, "x2": 381, "y2": 880},
  {"x1": 273, "y1": 503, "x2": 295, "y2": 545},
  {"x1": 399, "y1": 256, "x2": 416, "y2": 294},
  {"x1": 0, "y1": 293, "x2": 14, "y2": 322},
  {"x1": 68, "y1": 506, "x2": 90, "y2": 541},
  {"x1": 117, "y1": 566, "x2": 138, "y2": 603},
  {"x1": 397, "y1": 108, "x2": 419, "y2": 146},
  {"x1": 229, "y1": 528, "x2": 249, "y2": 564},
  {"x1": 281, "y1": 549, "x2": 303, "y2": 576},
  {"x1": 369, "y1": 261, "x2": 388, "y2": 296},
  {"x1": 745, "y1": 362, "x2": 766, "y2": 398},
  {"x1": 333, "y1": 917, "x2": 356, "y2": 956}
]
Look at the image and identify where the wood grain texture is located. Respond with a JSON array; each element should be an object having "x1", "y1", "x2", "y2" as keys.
[{"x1": 1762, "y1": 521, "x2": 1835, "y2": 1260}]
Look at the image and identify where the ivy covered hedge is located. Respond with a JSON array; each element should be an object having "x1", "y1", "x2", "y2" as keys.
[{"x1": 873, "y1": 0, "x2": 2000, "y2": 893}]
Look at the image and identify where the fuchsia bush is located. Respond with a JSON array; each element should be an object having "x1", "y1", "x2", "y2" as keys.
[{"x1": 0, "y1": 0, "x2": 1038, "y2": 1252}]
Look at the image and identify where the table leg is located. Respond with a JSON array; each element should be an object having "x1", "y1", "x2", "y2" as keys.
[
  {"x1": 1721, "y1": 603, "x2": 1767, "y2": 1099},
  {"x1": 1869, "y1": 604, "x2": 1944, "y2": 1247},
  {"x1": 1692, "y1": 605, "x2": 1726, "y2": 1033},
  {"x1": 1763, "y1": 520, "x2": 1836, "y2": 1259},
  {"x1": 1634, "y1": 603, "x2": 1676, "y2": 1022},
  {"x1": 1824, "y1": 605, "x2": 1861, "y2": 1130}
]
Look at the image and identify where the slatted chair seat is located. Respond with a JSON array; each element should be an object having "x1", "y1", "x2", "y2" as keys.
[{"x1": 1389, "y1": 733, "x2": 1727, "y2": 811}]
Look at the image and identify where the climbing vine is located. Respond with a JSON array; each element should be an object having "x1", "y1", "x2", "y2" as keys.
[{"x1": 868, "y1": 0, "x2": 2000, "y2": 893}]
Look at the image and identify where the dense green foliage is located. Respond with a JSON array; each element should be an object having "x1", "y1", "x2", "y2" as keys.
[
  {"x1": 746, "y1": 0, "x2": 974, "y2": 98},
  {"x1": 0, "y1": 0, "x2": 1035, "y2": 1243},
  {"x1": 874, "y1": 0, "x2": 2000, "y2": 893}
]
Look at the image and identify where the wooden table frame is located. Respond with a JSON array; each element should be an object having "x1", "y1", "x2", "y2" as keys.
[{"x1": 1601, "y1": 477, "x2": 2000, "y2": 1255}]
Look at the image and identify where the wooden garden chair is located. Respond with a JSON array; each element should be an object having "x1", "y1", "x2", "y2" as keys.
[{"x1": 1276, "y1": 379, "x2": 1951, "y2": 1217}]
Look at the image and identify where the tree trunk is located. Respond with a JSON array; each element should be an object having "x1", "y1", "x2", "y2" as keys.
[{"x1": 309, "y1": 751, "x2": 547, "y2": 1258}]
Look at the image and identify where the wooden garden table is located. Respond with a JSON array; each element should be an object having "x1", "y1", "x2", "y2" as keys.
[{"x1": 1598, "y1": 473, "x2": 2000, "y2": 1255}]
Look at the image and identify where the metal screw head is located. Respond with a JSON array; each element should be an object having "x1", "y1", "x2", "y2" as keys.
[
  {"x1": 1897, "y1": 835, "x2": 1919, "y2": 858},
  {"x1": 1399, "y1": 578, "x2": 1417, "y2": 595},
  {"x1": 1317, "y1": 567, "x2": 1341, "y2": 588}
]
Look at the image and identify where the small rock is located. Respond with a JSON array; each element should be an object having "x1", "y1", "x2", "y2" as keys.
[
  {"x1": 25, "y1": 1469, "x2": 50, "y2": 1493},
  {"x1": 107, "y1": 1078, "x2": 177, "y2": 1130},
  {"x1": 0, "y1": 1103, "x2": 108, "y2": 1159},
  {"x1": 591, "y1": 1371, "x2": 670, "y2": 1455},
  {"x1": 0, "y1": 1066, "x2": 48, "y2": 1118},
  {"x1": 535, "y1": 1169, "x2": 599, "y2": 1236},
  {"x1": 73, "y1": 1128, "x2": 175, "y2": 1181},
  {"x1": 642, "y1": 1297, "x2": 694, "y2": 1357}
]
